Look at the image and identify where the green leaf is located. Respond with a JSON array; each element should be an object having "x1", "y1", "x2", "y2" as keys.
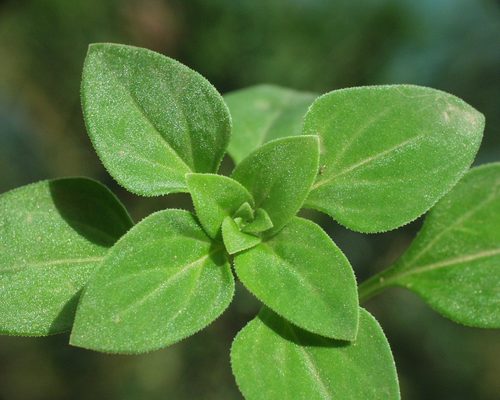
[
  {"x1": 222, "y1": 216, "x2": 261, "y2": 255},
  {"x1": 186, "y1": 173, "x2": 254, "y2": 238},
  {"x1": 82, "y1": 43, "x2": 231, "y2": 196},
  {"x1": 70, "y1": 210, "x2": 234, "y2": 353},
  {"x1": 232, "y1": 136, "x2": 319, "y2": 236},
  {"x1": 224, "y1": 84, "x2": 317, "y2": 164},
  {"x1": 303, "y1": 85, "x2": 484, "y2": 233},
  {"x1": 0, "y1": 178, "x2": 132, "y2": 336},
  {"x1": 241, "y1": 208, "x2": 274, "y2": 234},
  {"x1": 231, "y1": 307, "x2": 400, "y2": 400},
  {"x1": 234, "y1": 217, "x2": 358, "y2": 340},
  {"x1": 234, "y1": 202, "x2": 254, "y2": 221},
  {"x1": 370, "y1": 163, "x2": 500, "y2": 328}
]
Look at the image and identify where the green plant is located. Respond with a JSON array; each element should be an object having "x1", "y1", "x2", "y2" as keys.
[{"x1": 1, "y1": 43, "x2": 498, "y2": 399}]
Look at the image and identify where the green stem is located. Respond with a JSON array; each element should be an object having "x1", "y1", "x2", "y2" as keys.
[{"x1": 358, "y1": 267, "x2": 396, "y2": 303}]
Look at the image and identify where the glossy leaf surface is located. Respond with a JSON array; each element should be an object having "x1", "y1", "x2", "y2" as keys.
[
  {"x1": 187, "y1": 173, "x2": 254, "y2": 238},
  {"x1": 231, "y1": 307, "x2": 400, "y2": 400},
  {"x1": 379, "y1": 163, "x2": 500, "y2": 327},
  {"x1": 71, "y1": 210, "x2": 233, "y2": 353},
  {"x1": 232, "y1": 136, "x2": 319, "y2": 236},
  {"x1": 234, "y1": 217, "x2": 358, "y2": 340},
  {"x1": 0, "y1": 178, "x2": 132, "y2": 335},
  {"x1": 225, "y1": 84, "x2": 317, "y2": 164},
  {"x1": 304, "y1": 85, "x2": 484, "y2": 233},
  {"x1": 82, "y1": 43, "x2": 231, "y2": 196}
]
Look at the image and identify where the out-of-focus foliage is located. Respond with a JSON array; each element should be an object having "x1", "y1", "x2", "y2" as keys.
[{"x1": 0, "y1": 0, "x2": 499, "y2": 399}]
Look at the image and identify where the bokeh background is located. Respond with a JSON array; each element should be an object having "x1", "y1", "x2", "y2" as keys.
[{"x1": 1, "y1": 0, "x2": 499, "y2": 399}]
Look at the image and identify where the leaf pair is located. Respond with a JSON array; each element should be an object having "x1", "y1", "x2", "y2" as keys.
[
  {"x1": 188, "y1": 133, "x2": 319, "y2": 236},
  {"x1": 0, "y1": 177, "x2": 234, "y2": 351},
  {"x1": 226, "y1": 83, "x2": 496, "y2": 330},
  {"x1": 71, "y1": 209, "x2": 234, "y2": 353},
  {"x1": 226, "y1": 84, "x2": 484, "y2": 234},
  {"x1": 69, "y1": 134, "x2": 359, "y2": 351},
  {"x1": 1, "y1": 41, "x2": 494, "y2": 400},
  {"x1": 187, "y1": 133, "x2": 359, "y2": 340},
  {"x1": 38, "y1": 44, "x2": 356, "y2": 353}
]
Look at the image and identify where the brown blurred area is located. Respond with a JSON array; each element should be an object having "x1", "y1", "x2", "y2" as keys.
[{"x1": 0, "y1": 1, "x2": 499, "y2": 399}]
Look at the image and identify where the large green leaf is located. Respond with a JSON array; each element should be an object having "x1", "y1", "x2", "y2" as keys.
[
  {"x1": 70, "y1": 210, "x2": 234, "y2": 353},
  {"x1": 231, "y1": 307, "x2": 400, "y2": 400},
  {"x1": 82, "y1": 43, "x2": 231, "y2": 196},
  {"x1": 362, "y1": 163, "x2": 500, "y2": 327},
  {"x1": 186, "y1": 173, "x2": 254, "y2": 238},
  {"x1": 303, "y1": 85, "x2": 484, "y2": 233},
  {"x1": 0, "y1": 178, "x2": 132, "y2": 336},
  {"x1": 224, "y1": 84, "x2": 317, "y2": 164},
  {"x1": 234, "y1": 217, "x2": 358, "y2": 340},
  {"x1": 232, "y1": 136, "x2": 319, "y2": 236}
]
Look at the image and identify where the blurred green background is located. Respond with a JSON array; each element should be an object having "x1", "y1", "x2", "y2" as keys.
[{"x1": 1, "y1": 0, "x2": 499, "y2": 399}]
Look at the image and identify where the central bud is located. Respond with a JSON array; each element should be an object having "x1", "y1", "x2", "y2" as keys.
[
  {"x1": 221, "y1": 202, "x2": 274, "y2": 255},
  {"x1": 232, "y1": 202, "x2": 274, "y2": 234}
]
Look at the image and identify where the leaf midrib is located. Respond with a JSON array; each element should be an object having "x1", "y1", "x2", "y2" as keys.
[
  {"x1": 102, "y1": 58, "x2": 193, "y2": 173},
  {"x1": 312, "y1": 133, "x2": 425, "y2": 190},
  {"x1": 258, "y1": 242, "x2": 335, "y2": 319},
  {"x1": 285, "y1": 322, "x2": 332, "y2": 400},
  {"x1": 390, "y1": 247, "x2": 500, "y2": 285},
  {"x1": 113, "y1": 247, "x2": 221, "y2": 318},
  {"x1": 402, "y1": 186, "x2": 498, "y2": 270},
  {"x1": 1, "y1": 256, "x2": 104, "y2": 274}
]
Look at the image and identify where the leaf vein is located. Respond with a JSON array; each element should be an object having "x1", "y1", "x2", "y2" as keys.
[
  {"x1": 114, "y1": 248, "x2": 219, "y2": 318},
  {"x1": 312, "y1": 133, "x2": 424, "y2": 190},
  {"x1": 1, "y1": 256, "x2": 104, "y2": 274}
]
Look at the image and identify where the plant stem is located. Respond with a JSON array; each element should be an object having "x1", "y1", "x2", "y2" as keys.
[{"x1": 358, "y1": 268, "x2": 396, "y2": 303}]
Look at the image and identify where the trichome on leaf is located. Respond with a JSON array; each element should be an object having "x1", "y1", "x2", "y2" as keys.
[{"x1": 1, "y1": 43, "x2": 498, "y2": 400}]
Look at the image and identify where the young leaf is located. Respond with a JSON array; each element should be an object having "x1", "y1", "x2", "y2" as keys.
[
  {"x1": 70, "y1": 210, "x2": 234, "y2": 353},
  {"x1": 367, "y1": 163, "x2": 500, "y2": 328},
  {"x1": 222, "y1": 216, "x2": 261, "y2": 255},
  {"x1": 234, "y1": 202, "x2": 254, "y2": 221},
  {"x1": 0, "y1": 178, "x2": 132, "y2": 336},
  {"x1": 224, "y1": 84, "x2": 317, "y2": 164},
  {"x1": 82, "y1": 43, "x2": 231, "y2": 196},
  {"x1": 232, "y1": 136, "x2": 319, "y2": 236},
  {"x1": 241, "y1": 208, "x2": 274, "y2": 234},
  {"x1": 234, "y1": 217, "x2": 358, "y2": 340},
  {"x1": 303, "y1": 85, "x2": 484, "y2": 233},
  {"x1": 231, "y1": 307, "x2": 400, "y2": 400},
  {"x1": 186, "y1": 173, "x2": 254, "y2": 238}
]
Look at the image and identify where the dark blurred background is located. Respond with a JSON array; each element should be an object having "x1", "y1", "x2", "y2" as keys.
[{"x1": 0, "y1": 0, "x2": 499, "y2": 399}]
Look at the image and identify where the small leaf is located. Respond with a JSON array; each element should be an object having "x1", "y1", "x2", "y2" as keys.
[
  {"x1": 234, "y1": 217, "x2": 358, "y2": 340},
  {"x1": 82, "y1": 43, "x2": 231, "y2": 196},
  {"x1": 232, "y1": 136, "x2": 319, "y2": 236},
  {"x1": 222, "y1": 216, "x2": 261, "y2": 255},
  {"x1": 224, "y1": 84, "x2": 317, "y2": 164},
  {"x1": 186, "y1": 173, "x2": 254, "y2": 238},
  {"x1": 241, "y1": 208, "x2": 273, "y2": 234},
  {"x1": 231, "y1": 307, "x2": 400, "y2": 400},
  {"x1": 70, "y1": 210, "x2": 234, "y2": 353},
  {"x1": 0, "y1": 178, "x2": 132, "y2": 336},
  {"x1": 375, "y1": 163, "x2": 500, "y2": 328},
  {"x1": 304, "y1": 85, "x2": 484, "y2": 233},
  {"x1": 234, "y1": 202, "x2": 254, "y2": 221}
]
